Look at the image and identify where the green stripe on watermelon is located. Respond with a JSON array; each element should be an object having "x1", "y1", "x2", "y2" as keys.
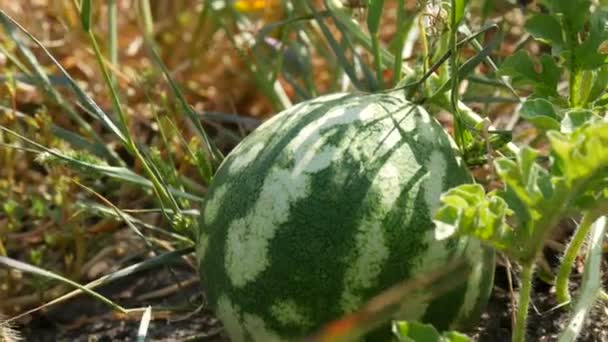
[{"x1": 197, "y1": 92, "x2": 494, "y2": 341}]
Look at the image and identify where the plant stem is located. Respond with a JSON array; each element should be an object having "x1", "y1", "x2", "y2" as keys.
[
  {"x1": 108, "y1": 0, "x2": 117, "y2": 85},
  {"x1": 366, "y1": 0, "x2": 384, "y2": 89},
  {"x1": 555, "y1": 211, "x2": 598, "y2": 304},
  {"x1": 326, "y1": 7, "x2": 521, "y2": 155},
  {"x1": 371, "y1": 35, "x2": 383, "y2": 89},
  {"x1": 448, "y1": 0, "x2": 465, "y2": 151},
  {"x1": 418, "y1": 14, "x2": 429, "y2": 78},
  {"x1": 558, "y1": 216, "x2": 606, "y2": 342},
  {"x1": 87, "y1": 31, "x2": 179, "y2": 214},
  {"x1": 0, "y1": 237, "x2": 6, "y2": 257},
  {"x1": 513, "y1": 263, "x2": 534, "y2": 342},
  {"x1": 564, "y1": 21, "x2": 582, "y2": 107},
  {"x1": 139, "y1": 0, "x2": 154, "y2": 38},
  {"x1": 391, "y1": 0, "x2": 410, "y2": 86},
  {"x1": 570, "y1": 65, "x2": 583, "y2": 107}
]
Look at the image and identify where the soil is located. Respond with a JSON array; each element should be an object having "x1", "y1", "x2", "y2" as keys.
[
  {"x1": 16, "y1": 265, "x2": 228, "y2": 342},
  {"x1": 13, "y1": 262, "x2": 608, "y2": 341},
  {"x1": 472, "y1": 265, "x2": 608, "y2": 342}
]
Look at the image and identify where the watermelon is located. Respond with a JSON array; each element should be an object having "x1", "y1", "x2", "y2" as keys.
[{"x1": 197, "y1": 92, "x2": 495, "y2": 341}]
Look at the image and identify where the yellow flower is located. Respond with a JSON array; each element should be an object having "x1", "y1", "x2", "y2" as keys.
[{"x1": 233, "y1": 0, "x2": 269, "y2": 12}]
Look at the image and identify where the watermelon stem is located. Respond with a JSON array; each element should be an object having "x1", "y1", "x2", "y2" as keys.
[
  {"x1": 555, "y1": 210, "x2": 603, "y2": 304},
  {"x1": 513, "y1": 263, "x2": 534, "y2": 342}
]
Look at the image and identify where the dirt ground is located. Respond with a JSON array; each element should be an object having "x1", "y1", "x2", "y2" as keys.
[
  {"x1": 472, "y1": 266, "x2": 608, "y2": 342},
  {"x1": 14, "y1": 261, "x2": 608, "y2": 342},
  {"x1": 17, "y1": 265, "x2": 227, "y2": 342}
]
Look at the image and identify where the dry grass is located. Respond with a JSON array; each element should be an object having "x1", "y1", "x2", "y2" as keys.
[
  {"x1": 0, "y1": 0, "x2": 280, "y2": 317},
  {"x1": 0, "y1": 314, "x2": 21, "y2": 342}
]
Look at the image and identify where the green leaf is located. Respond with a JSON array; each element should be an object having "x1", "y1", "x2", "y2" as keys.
[
  {"x1": 392, "y1": 321, "x2": 471, "y2": 342},
  {"x1": 437, "y1": 120, "x2": 608, "y2": 265},
  {"x1": 560, "y1": 109, "x2": 597, "y2": 133},
  {"x1": 520, "y1": 98, "x2": 561, "y2": 130},
  {"x1": 548, "y1": 0, "x2": 590, "y2": 33},
  {"x1": 548, "y1": 121, "x2": 608, "y2": 187},
  {"x1": 589, "y1": 66, "x2": 608, "y2": 103},
  {"x1": 442, "y1": 332, "x2": 471, "y2": 342},
  {"x1": 525, "y1": 14, "x2": 564, "y2": 53},
  {"x1": 574, "y1": 11, "x2": 608, "y2": 70},
  {"x1": 433, "y1": 184, "x2": 514, "y2": 252},
  {"x1": 393, "y1": 321, "x2": 441, "y2": 342},
  {"x1": 492, "y1": 146, "x2": 572, "y2": 262},
  {"x1": 498, "y1": 146, "x2": 565, "y2": 207},
  {"x1": 498, "y1": 51, "x2": 560, "y2": 97}
]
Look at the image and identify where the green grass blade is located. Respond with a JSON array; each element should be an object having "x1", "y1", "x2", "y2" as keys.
[
  {"x1": 143, "y1": 41, "x2": 224, "y2": 169},
  {"x1": 458, "y1": 31, "x2": 503, "y2": 81},
  {"x1": 0, "y1": 73, "x2": 69, "y2": 86},
  {"x1": 155, "y1": 107, "x2": 212, "y2": 184},
  {"x1": 0, "y1": 12, "x2": 122, "y2": 163},
  {"x1": 306, "y1": 3, "x2": 366, "y2": 90},
  {"x1": 77, "y1": 180, "x2": 168, "y2": 250},
  {"x1": 76, "y1": 201, "x2": 195, "y2": 243},
  {"x1": 430, "y1": 28, "x2": 503, "y2": 97},
  {"x1": 190, "y1": 2, "x2": 212, "y2": 56},
  {"x1": 0, "y1": 256, "x2": 127, "y2": 313},
  {"x1": 51, "y1": 126, "x2": 111, "y2": 158},
  {"x1": 391, "y1": 0, "x2": 413, "y2": 85},
  {"x1": 4, "y1": 247, "x2": 193, "y2": 324},
  {"x1": 335, "y1": 16, "x2": 377, "y2": 90},
  {"x1": 79, "y1": 180, "x2": 195, "y2": 296},
  {"x1": 0, "y1": 125, "x2": 204, "y2": 202},
  {"x1": 218, "y1": 9, "x2": 293, "y2": 110},
  {"x1": 397, "y1": 24, "x2": 499, "y2": 94},
  {"x1": 0, "y1": 10, "x2": 129, "y2": 145},
  {"x1": 368, "y1": 0, "x2": 386, "y2": 88},
  {"x1": 138, "y1": 0, "x2": 154, "y2": 38},
  {"x1": 80, "y1": 0, "x2": 91, "y2": 31},
  {"x1": 448, "y1": 0, "x2": 466, "y2": 151},
  {"x1": 453, "y1": 0, "x2": 466, "y2": 26},
  {"x1": 86, "y1": 31, "x2": 131, "y2": 141},
  {"x1": 460, "y1": 24, "x2": 518, "y2": 98},
  {"x1": 83, "y1": 28, "x2": 183, "y2": 218},
  {"x1": 0, "y1": 41, "x2": 31, "y2": 75},
  {"x1": 318, "y1": 3, "x2": 405, "y2": 78},
  {"x1": 108, "y1": 0, "x2": 118, "y2": 85},
  {"x1": 0, "y1": 103, "x2": 112, "y2": 159}
]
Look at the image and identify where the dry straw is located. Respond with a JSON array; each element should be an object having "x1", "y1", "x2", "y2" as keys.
[{"x1": 0, "y1": 314, "x2": 21, "y2": 342}]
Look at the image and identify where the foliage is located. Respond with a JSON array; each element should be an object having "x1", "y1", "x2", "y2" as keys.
[
  {"x1": 434, "y1": 1, "x2": 608, "y2": 341},
  {"x1": 393, "y1": 321, "x2": 470, "y2": 342}
]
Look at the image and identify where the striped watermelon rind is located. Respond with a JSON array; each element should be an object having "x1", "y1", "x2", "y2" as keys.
[{"x1": 197, "y1": 92, "x2": 495, "y2": 341}]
